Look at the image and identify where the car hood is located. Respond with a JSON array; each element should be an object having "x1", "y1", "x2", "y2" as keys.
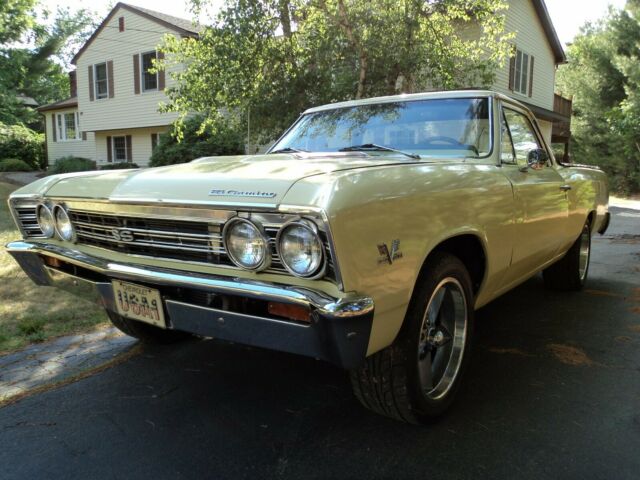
[{"x1": 40, "y1": 153, "x2": 417, "y2": 207}]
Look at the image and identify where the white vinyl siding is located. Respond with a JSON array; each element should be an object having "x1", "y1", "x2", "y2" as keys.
[
  {"x1": 75, "y1": 7, "x2": 182, "y2": 132},
  {"x1": 492, "y1": 0, "x2": 556, "y2": 111}
]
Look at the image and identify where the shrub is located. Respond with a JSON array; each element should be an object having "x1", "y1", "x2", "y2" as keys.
[
  {"x1": 0, "y1": 158, "x2": 33, "y2": 172},
  {"x1": 0, "y1": 123, "x2": 45, "y2": 170},
  {"x1": 149, "y1": 116, "x2": 245, "y2": 167},
  {"x1": 99, "y1": 162, "x2": 140, "y2": 170},
  {"x1": 50, "y1": 156, "x2": 96, "y2": 174}
]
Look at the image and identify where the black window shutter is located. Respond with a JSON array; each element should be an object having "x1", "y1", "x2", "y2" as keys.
[
  {"x1": 508, "y1": 55, "x2": 515, "y2": 91},
  {"x1": 157, "y1": 51, "x2": 165, "y2": 91},
  {"x1": 107, "y1": 60, "x2": 114, "y2": 98},
  {"x1": 528, "y1": 56, "x2": 535, "y2": 97},
  {"x1": 51, "y1": 114, "x2": 57, "y2": 142},
  {"x1": 133, "y1": 54, "x2": 140, "y2": 94},
  {"x1": 107, "y1": 136, "x2": 112, "y2": 162},
  {"x1": 151, "y1": 133, "x2": 158, "y2": 150},
  {"x1": 126, "y1": 135, "x2": 132, "y2": 162},
  {"x1": 88, "y1": 66, "x2": 94, "y2": 101}
]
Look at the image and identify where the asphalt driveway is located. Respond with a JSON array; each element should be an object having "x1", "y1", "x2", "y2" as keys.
[{"x1": 1, "y1": 206, "x2": 639, "y2": 480}]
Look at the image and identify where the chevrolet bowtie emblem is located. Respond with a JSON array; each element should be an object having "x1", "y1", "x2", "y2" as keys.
[{"x1": 378, "y1": 239, "x2": 403, "y2": 265}]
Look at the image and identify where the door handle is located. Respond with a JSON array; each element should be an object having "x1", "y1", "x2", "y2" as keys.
[{"x1": 559, "y1": 185, "x2": 572, "y2": 191}]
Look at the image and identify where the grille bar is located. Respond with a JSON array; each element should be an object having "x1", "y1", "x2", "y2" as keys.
[
  {"x1": 64, "y1": 208, "x2": 334, "y2": 281},
  {"x1": 14, "y1": 205, "x2": 44, "y2": 237}
]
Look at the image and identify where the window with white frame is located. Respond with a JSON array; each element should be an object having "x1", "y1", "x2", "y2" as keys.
[
  {"x1": 55, "y1": 112, "x2": 80, "y2": 141},
  {"x1": 112, "y1": 136, "x2": 128, "y2": 161},
  {"x1": 512, "y1": 49, "x2": 533, "y2": 96},
  {"x1": 141, "y1": 51, "x2": 158, "y2": 91},
  {"x1": 94, "y1": 62, "x2": 108, "y2": 99}
]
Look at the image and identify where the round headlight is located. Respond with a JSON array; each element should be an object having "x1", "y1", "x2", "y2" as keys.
[
  {"x1": 36, "y1": 204, "x2": 55, "y2": 238},
  {"x1": 223, "y1": 218, "x2": 270, "y2": 271},
  {"x1": 53, "y1": 205, "x2": 76, "y2": 242},
  {"x1": 277, "y1": 220, "x2": 324, "y2": 278}
]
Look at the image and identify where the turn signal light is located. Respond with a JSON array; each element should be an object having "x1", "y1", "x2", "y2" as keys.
[{"x1": 267, "y1": 302, "x2": 311, "y2": 323}]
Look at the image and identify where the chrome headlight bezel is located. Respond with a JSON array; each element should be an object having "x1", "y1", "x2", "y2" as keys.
[
  {"x1": 53, "y1": 204, "x2": 76, "y2": 242},
  {"x1": 222, "y1": 217, "x2": 271, "y2": 271},
  {"x1": 276, "y1": 218, "x2": 326, "y2": 279},
  {"x1": 36, "y1": 203, "x2": 55, "y2": 238}
]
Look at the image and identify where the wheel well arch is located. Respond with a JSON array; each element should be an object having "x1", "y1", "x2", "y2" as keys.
[{"x1": 419, "y1": 234, "x2": 487, "y2": 295}]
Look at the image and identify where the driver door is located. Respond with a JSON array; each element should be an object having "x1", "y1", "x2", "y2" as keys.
[{"x1": 500, "y1": 104, "x2": 569, "y2": 284}]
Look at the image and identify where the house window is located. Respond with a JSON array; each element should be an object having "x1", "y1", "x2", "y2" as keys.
[
  {"x1": 112, "y1": 136, "x2": 128, "y2": 161},
  {"x1": 512, "y1": 49, "x2": 532, "y2": 96},
  {"x1": 94, "y1": 62, "x2": 108, "y2": 99},
  {"x1": 55, "y1": 112, "x2": 80, "y2": 141},
  {"x1": 141, "y1": 51, "x2": 158, "y2": 91}
]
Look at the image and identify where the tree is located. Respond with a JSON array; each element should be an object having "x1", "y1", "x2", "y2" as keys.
[
  {"x1": 161, "y1": 0, "x2": 512, "y2": 144},
  {"x1": 557, "y1": 0, "x2": 640, "y2": 194},
  {"x1": 0, "y1": 4, "x2": 96, "y2": 128}
]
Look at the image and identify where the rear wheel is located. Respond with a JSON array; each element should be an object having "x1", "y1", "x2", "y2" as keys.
[
  {"x1": 543, "y1": 221, "x2": 591, "y2": 291},
  {"x1": 106, "y1": 310, "x2": 191, "y2": 344},
  {"x1": 350, "y1": 253, "x2": 475, "y2": 424}
]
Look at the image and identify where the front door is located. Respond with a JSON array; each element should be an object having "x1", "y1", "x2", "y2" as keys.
[{"x1": 500, "y1": 105, "x2": 569, "y2": 284}]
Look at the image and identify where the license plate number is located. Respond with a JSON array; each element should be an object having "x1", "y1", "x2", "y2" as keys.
[{"x1": 112, "y1": 280, "x2": 166, "y2": 328}]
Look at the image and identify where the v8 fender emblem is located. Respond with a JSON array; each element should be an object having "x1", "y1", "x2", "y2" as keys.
[{"x1": 377, "y1": 239, "x2": 402, "y2": 265}]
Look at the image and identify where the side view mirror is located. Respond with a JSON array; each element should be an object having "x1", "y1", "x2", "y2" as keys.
[{"x1": 527, "y1": 148, "x2": 548, "y2": 168}]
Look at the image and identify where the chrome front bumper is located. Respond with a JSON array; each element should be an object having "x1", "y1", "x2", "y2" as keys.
[{"x1": 6, "y1": 240, "x2": 374, "y2": 368}]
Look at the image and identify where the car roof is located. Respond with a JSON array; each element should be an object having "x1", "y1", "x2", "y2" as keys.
[{"x1": 303, "y1": 90, "x2": 524, "y2": 114}]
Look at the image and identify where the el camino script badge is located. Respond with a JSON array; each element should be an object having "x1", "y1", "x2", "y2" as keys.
[
  {"x1": 378, "y1": 239, "x2": 403, "y2": 265},
  {"x1": 209, "y1": 189, "x2": 277, "y2": 198}
]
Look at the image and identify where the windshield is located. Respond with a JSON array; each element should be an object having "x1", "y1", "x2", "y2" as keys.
[{"x1": 271, "y1": 97, "x2": 491, "y2": 159}]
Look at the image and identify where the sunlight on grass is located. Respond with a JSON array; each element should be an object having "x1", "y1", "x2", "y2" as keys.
[{"x1": 0, "y1": 182, "x2": 108, "y2": 353}]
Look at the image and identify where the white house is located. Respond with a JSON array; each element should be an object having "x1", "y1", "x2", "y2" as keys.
[
  {"x1": 38, "y1": 3, "x2": 200, "y2": 167},
  {"x1": 38, "y1": 0, "x2": 570, "y2": 167}
]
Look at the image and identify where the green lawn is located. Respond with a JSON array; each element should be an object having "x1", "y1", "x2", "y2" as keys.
[{"x1": 0, "y1": 182, "x2": 108, "y2": 353}]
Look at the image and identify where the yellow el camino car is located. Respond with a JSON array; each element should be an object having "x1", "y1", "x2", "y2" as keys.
[{"x1": 7, "y1": 91, "x2": 609, "y2": 424}]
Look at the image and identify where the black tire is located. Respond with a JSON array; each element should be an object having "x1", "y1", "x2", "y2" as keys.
[
  {"x1": 106, "y1": 310, "x2": 191, "y2": 344},
  {"x1": 543, "y1": 221, "x2": 591, "y2": 291},
  {"x1": 350, "y1": 252, "x2": 475, "y2": 424}
]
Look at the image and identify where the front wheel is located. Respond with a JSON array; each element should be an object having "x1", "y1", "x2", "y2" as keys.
[
  {"x1": 350, "y1": 252, "x2": 475, "y2": 424},
  {"x1": 543, "y1": 221, "x2": 591, "y2": 291}
]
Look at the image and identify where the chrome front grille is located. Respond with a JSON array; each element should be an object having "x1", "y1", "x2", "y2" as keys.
[
  {"x1": 13, "y1": 204, "x2": 44, "y2": 237},
  {"x1": 67, "y1": 209, "x2": 335, "y2": 280}
]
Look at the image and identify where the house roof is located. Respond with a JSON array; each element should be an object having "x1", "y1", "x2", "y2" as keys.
[
  {"x1": 71, "y1": 2, "x2": 201, "y2": 65},
  {"x1": 532, "y1": 0, "x2": 566, "y2": 64},
  {"x1": 37, "y1": 97, "x2": 78, "y2": 112}
]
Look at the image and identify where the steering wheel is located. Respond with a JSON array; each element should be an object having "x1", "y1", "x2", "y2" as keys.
[{"x1": 421, "y1": 136, "x2": 479, "y2": 155}]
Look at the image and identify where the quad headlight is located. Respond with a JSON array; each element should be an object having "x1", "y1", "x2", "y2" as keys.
[
  {"x1": 223, "y1": 218, "x2": 270, "y2": 271},
  {"x1": 53, "y1": 205, "x2": 76, "y2": 242},
  {"x1": 36, "y1": 204, "x2": 55, "y2": 238},
  {"x1": 277, "y1": 219, "x2": 325, "y2": 278}
]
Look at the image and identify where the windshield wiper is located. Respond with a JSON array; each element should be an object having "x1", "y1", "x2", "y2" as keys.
[
  {"x1": 269, "y1": 147, "x2": 308, "y2": 154},
  {"x1": 339, "y1": 143, "x2": 420, "y2": 159}
]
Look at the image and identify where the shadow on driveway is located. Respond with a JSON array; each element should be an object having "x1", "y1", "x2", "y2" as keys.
[{"x1": 0, "y1": 208, "x2": 639, "y2": 480}]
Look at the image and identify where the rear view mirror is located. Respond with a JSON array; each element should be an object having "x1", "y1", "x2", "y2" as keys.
[{"x1": 527, "y1": 148, "x2": 548, "y2": 168}]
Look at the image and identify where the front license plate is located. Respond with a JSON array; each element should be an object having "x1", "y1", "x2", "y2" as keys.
[{"x1": 112, "y1": 280, "x2": 166, "y2": 328}]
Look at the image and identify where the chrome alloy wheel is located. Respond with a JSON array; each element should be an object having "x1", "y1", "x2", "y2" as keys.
[
  {"x1": 578, "y1": 227, "x2": 591, "y2": 282},
  {"x1": 417, "y1": 277, "x2": 468, "y2": 400}
]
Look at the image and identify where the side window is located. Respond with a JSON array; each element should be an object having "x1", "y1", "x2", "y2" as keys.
[
  {"x1": 502, "y1": 109, "x2": 546, "y2": 168},
  {"x1": 500, "y1": 112, "x2": 515, "y2": 164}
]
